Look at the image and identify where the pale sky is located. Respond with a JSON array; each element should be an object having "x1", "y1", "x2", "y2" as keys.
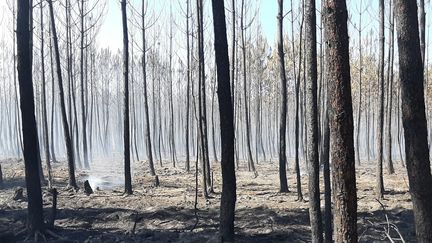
[{"x1": 0, "y1": 0, "x2": 431, "y2": 62}]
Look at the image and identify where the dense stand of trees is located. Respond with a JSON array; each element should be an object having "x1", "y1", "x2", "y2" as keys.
[{"x1": 3, "y1": 0, "x2": 432, "y2": 242}]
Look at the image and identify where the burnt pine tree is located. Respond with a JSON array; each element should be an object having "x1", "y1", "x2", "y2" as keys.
[
  {"x1": 121, "y1": 0, "x2": 132, "y2": 195},
  {"x1": 210, "y1": 0, "x2": 236, "y2": 241},
  {"x1": 277, "y1": 0, "x2": 289, "y2": 193},
  {"x1": 16, "y1": 0, "x2": 44, "y2": 233},
  {"x1": 141, "y1": 0, "x2": 156, "y2": 176},
  {"x1": 40, "y1": 1, "x2": 53, "y2": 188},
  {"x1": 47, "y1": 0, "x2": 78, "y2": 189},
  {"x1": 376, "y1": 0, "x2": 385, "y2": 199},
  {"x1": 305, "y1": 0, "x2": 323, "y2": 241},
  {"x1": 324, "y1": 0, "x2": 358, "y2": 241},
  {"x1": 394, "y1": 1, "x2": 432, "y2": 241}
]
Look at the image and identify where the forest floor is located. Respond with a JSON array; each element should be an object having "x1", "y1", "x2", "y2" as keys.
[{"x1": 0, "y1": 157, "x2": 415, "y2": 242}]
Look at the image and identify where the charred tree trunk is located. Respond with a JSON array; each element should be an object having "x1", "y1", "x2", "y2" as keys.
[
  {"x1": 385, "y1": 2, "x2": 395, "y2": 175},
  {"x1": 79, "y1": 0, "x2": 89, "y2": 169},
  {"x1": 240, "y1": 0, "x2": 257, "y2": 177},
  {"x1": 211, "y1": 1, "x2": 236, "y2": 240},
  {"x1": 324, "y1": 0, "x2": 358, "y2": 241},
  {"x1": 141, "y1": 0, "x2": 156, "y2": 176},
  {"x1": 40, "y1": 1, "x2": 53, "y2": 188},
  {"x1": 16, "y1": 0, "x2": 44, "y2": 232},
  {"x1": 277, "y1": 0, "x2": 289, "y2": 193},
  {"x1": 48, "y1": 0, "x2": 77, "y2": 189},
  {"x1": 185, "y1": 0, "x2": 191, "y2": 172},
  {"x1": 395, "y1": 1, "x2": 432, "y2": 241},
  {"x1": 121, "y1": 0, "x2": 132, "y2": 195},
  {"x1": 376, "y1": 0, "x2": 385, "y2": 199},
  {"x1": 305, "y1": 0, "x2": 323, "y2": 241}
]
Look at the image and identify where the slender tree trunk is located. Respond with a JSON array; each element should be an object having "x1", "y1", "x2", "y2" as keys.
[
  {"x1": 277, "y1": 0, "x2": 289, "y2": 193},
  {"x1": 211, "y1": 1, "x2": 236, "y2": 240},
  {"x1": 385, "y1": 2, "x2": 395, "y2": 175},
  {"x1": 48, "y1": 0, "x2": 77, "y2": 189},
  {"x1": 395, "y1": 1, "x2": 432, "y2": 241},
  {"x1": 376, "y1": 0, "x2": 385, "y2": 199},
  {"x1": 40, "y1": 1, "x2": 53, "y2": 188},
  {"x1": 294, "y1": 0, "x2": 305, "y2": 201},
  {"x1": 48, "y1": 24, "x2": 57, "y2": 164},
  {"x1": 324, "y1": 0, "x2": 358, "y2": 241},
  {"x1": 305, "y1": 0, "x2": 323, "y2": 241},
  {"x1": 185, "y1": 0, "x2": 191, "y2": 172},
  {"x1": 17, "y1": 0, "x2": 44, "y2": 232},
  {"x1": 240, "y1": 0, "x2": 257, "y2": 177},
  {"x1": 121, "y1": 0, "x2": 132, "y2": 195},
  {"x1": 419, "y1": 0, "x2": 426, "y2": 68},
  {"x1": 142, "y1": 0, "x2": 156, "y2": 176},
  {"x1": 355, "y1": 0, "x2": 363, "y2": 166},
  {"x1": 80, "y1": 0, "x2": 89, "y2": 169},
  {"x1": 197, "y1": 0, "x2": 209, "y2": 197}
]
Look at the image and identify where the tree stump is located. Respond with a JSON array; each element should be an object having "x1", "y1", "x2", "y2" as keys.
[
  {"x1": 154, "y1": 175, "x2": 160, "y2": 187},
  {"x1": 47, "y1": 188, "x2": 58, "y2": 229},
  {"x1": 12, "y1": 187, "x2": 25, "y2": 201},
  {"x1": 83, "y1": 180, "x2": 93, "y2": 196},
  {"x1": 0, "y1": 164, "x2": 3, "y2": 186}
]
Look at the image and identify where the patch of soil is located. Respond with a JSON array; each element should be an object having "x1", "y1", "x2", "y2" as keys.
[{"x1": 0, "y1": 158, "x2": 415, "y2": 242}]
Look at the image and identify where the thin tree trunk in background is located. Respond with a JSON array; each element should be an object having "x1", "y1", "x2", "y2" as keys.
[
  {"x1": 80, "y1": 0, "x2": 89, "y2": 169},
  {"x1": 142, "y1": 0, "x2": 156, "y2": 176},
  {"x1": 169, "y1": 5, "x2": 178, "y2": 168},
  {"x1": 48, "y1": 0, "x2": 77, "y2": 189},
  {"x1": 121, "y1": 0, "x2": 132, "y2": 195},
  {"x1": 48, "y1": 24, "x2": 57, "y2": 164},
  {"x1": 385, "y1": 2, "x2": 395, "y2": 175},
  {"x1": 355, "y1": 0, "x2": 363, "y2": 166},
  {"x1": 395, "y1": 1, "x2": 432, "y2": 241},
  {"x1": 185, "y1": 0, "x2": 191, "y2": 172},
  {"x1": 197, "y1": 0, "x2": 209, "y2": 198},
  {"x1": 17, "y1": 0, "x2": 45, "y2": 232},
  {"x1": 376, "y1": 0, "x2": 385, "y2": 199},
  {"x1": 211, "y1": 0, "x2": 236, "y2": 239},
  {"x1": 277, "y1": 0, "x2": 289, "y2": 193},
  {"x1": 294, "y1": 0, "x2": 305, "y2": 201},
  {"x1": 419, "y1": 0, "x2": 426, "y2": 68},
  {"x1": 324, "y1": 0, "x2": 358, "y2": 241},
  {"x1": 40, "y1": 1, "x2": 53, "y2": 188},
  {"x1": 241, "y1": 0, "x2": 257, "y2": 177}
]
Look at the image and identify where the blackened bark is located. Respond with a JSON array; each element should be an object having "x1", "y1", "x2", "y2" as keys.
[
  {"x1": 40, "y1": 1, "x2": 53, "y2": 188},
  {"x1": 376, "y1": 0, "x2": 385, "y2": 199},
  {"x1": 240, "y1": 0, "x2": 257, "y2": 177},
  {"x1": 418, "y1": 0, "x2": 425, "y2": 67},
  {"x1": 305, "y1": 0, "x2": 323, "y2": 241},
  {"x1": 277, "y1": 0, "x2": 289, "y2": 193},
  {"x1": 47, "y1": 0, "x2": 77, "y2": 189},
  {"x1": 16, "y1": 0, "x2": 44, "y2": 232},
  {"x1": 121, "y1": 0, "x2": 132, "y2": 195},
  {"x1": 385, "y1": 2, "x2": 395, "y2": 175},
  {"x1": 79, "y1": 0, "x2": 89, "y2": 169},
  {"x1": 324, "y1": 0, "x2": 358, "y2": 241},
  {"x1": 211, "y1": 1, "x2": 236, "y2": 241},
  {"x1": 395, "y1": 1, "x2": 432, "y2": 242},
  {"x1": 141, "y1": 0, "x2": 156, "y2": 176},
  {"x1": 185, "y1": 0, "x2": 191, "y2": 172}
]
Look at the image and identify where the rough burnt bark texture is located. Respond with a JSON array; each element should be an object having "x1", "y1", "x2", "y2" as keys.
[
  {"x1": 376, "y1": 0, "x2": 385, "y2": 199},
  {"x1": 210, "y1": 0, "x2": 236, "y2": 241},
  {"x1": 16, "y1": 0, "x2": 44, "y2": 232},
  {"x1": 323, "y1": 0, "x2": 358, "y2": 242},
  {"x1": 394, "y1": 1, "x2": 432, "y2": 242},
  {"x1": 277, "y1": 0, "x2": 289, "y2": 193},
  {"x1": 305, "y1": 0, "x2": 323, "y2": 241},
  {"x1": 121, "y1": 0, "x2": 132, "y2": 195}
]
